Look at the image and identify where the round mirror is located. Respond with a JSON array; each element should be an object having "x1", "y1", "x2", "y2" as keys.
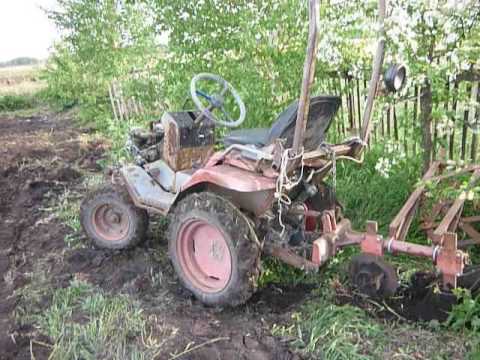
[{"x1": 384, "y1": 64, "x2": 407, "y2": 92}]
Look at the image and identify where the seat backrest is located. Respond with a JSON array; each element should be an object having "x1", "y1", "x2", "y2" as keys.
[{"x1": 266, "y1": 95, "x2": 341, "y2": 151}]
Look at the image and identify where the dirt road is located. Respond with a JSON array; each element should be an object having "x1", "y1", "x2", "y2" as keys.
[{"x1": 0, "y1": 113, "x2": 303, "y2": 359}]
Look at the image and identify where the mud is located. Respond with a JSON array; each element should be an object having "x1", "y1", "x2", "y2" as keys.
[
  {"x1": 335, "y1": 270, "x2": 469, "y2": 324},
  {"x1": 0, "y1": 114, "x2": 304, "y2": 360},
  {"x1": 0, "y1": 114, "x2": 105, "y2": 359}
]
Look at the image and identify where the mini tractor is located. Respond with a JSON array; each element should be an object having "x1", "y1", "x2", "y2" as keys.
[{"x1": 81, "y1": 0, "x2": 479, "y2": 306}]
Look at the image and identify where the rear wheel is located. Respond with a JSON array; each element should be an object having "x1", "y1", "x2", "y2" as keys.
[
  {"x1": 80, "y1": 185, "x2": 148, "y2": 249},
  {"x1": 168, "y1": 192, "x2": 262, "y2": 306}
]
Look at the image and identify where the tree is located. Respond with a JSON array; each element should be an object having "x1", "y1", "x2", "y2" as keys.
[
  {"x1": 44, "y1": 0, "x2": 159, "y2": 120},
  {"x1": 152, "y1": 0, "x2": 312, "y2": 127},
  {"x1": 386, "y1": 0, "x2": 480, "y2": 169}
]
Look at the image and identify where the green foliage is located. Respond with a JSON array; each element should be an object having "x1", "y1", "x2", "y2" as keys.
[
  {"x1": 336, "y1": 143, "x2": 422, "y2": 232},
  {"x1": 386, "y1": 1, "x2": 480, "y2": 159},
  {"x1": 0, "y1": 94, "x2": 36, "y2": 111},
  {"x1": 43, "y1": 1, "x2": 160, "y2": 122},
  {"x1": 258, "y1": 258, "x2": 317, "y2": 287},
  {"x1": 43, "y1": 0, "x2": 480, "y2": 149},
  {"x1": 36, "y1": 280, "x2": 169, "y2": 360},
  {"x1": 423, "y1": 172, "x2": 480, "y2": 211},
  {"x1": 447, "y1": 288, "x2": 480, "y2": 332},
  {"x1": 153, "y1": 0, "x2": 310, "y2": 128},
  {"x1": 272, "y1": 303, "x2": 381, "y2": 359}
]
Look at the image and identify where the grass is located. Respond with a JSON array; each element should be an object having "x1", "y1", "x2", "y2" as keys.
[
  {"x1": 33, "y1": 280, "x2": 176, "y2": 360},
  {"x1": 0, "y1": 64, "x2": 46, "y2": 115},
  {"x1": 53, "y1": 174, "x2": 105, "y2": 247},
  {"x1": 335, "y1": 145, "x2": 422, "y2": 233},
  {"x1": 0, "y1": 93, "x2": 38, "y2": 111},
  {"x1": 0, "y1": 64, "x2": 45, "y2": 96},
  {"x1": 56, "y1": 189, "x2": 82, "y2": 233},
  {"x1": 263, "y1": 144, "x2": 480, "y2": 359},
  {"x1": 272, "y1": 303, "x2": 382, "y2": 359},
  {"x1": 271, "y1": 284, "x2": 477, "y2": 359}
]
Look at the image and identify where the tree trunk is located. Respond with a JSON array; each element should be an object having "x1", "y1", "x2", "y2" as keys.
[{"x1": 420, "y1": 81, "x2": 433, "y2": 172}]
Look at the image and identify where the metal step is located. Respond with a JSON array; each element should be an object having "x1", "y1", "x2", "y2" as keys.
[{"x1": 121, "y1": 165, "x2": 175, "y2": 213}]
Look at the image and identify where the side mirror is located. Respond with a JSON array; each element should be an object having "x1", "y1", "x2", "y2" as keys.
[{"x1": 384, "y1": 64, "x2": 407, "y2": 92}]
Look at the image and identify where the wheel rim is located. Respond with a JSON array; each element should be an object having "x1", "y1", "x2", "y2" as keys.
[
  {"x1": 92, "y1": 204, "x2": 130, "y2": 242},
  {"x1": 177, "y1": 219, "x2": 232, "y2": 293}
]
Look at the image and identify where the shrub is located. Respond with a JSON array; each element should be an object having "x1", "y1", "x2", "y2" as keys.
[{"x1": 0, "y1": 94, "x2": 36, "y2": 111}]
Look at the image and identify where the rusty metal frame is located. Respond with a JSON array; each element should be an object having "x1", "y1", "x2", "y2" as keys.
[
  {"x1": 430, "y1": 170, "x2": 480, "y2": 244},
  {"x1": 291, "y1": 0, "x2": 387, "y2": 159},
  {"x1": 269, "y1": 162, "x2": 479, "y2": 290},
  {"x1": 356, "y1": 165, "x2": 479, "y2": 288}
]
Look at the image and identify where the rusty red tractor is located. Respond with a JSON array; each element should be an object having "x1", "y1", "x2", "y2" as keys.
[{"x1": 80, "y1": 0, "x2": 479, "y2": 306}]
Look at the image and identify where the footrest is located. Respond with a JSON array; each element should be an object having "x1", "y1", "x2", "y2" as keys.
[{"x1": 120, "y1": 165, "x2": 175, "y2": 213}]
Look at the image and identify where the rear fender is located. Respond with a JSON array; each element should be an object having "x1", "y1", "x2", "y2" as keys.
[{"x1": 172, "y1": 164, "x2": 276, "y2": 216}]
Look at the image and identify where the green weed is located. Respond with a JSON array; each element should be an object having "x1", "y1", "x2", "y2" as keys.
[
  {"x1": 259, "y1": 258, "x2": 318, "y2": 287},
  {"x1": 272, "y1": 301, "x2": 382, "y2": 359},
  {"x1": 54, "y1": 175, "x2": 105, "y2": 247},
  {"x1": 335, "y1": 144, "x2": 422, "y2": 233},
  {"x1": 0, "y1": 93, "x2": 37, "y2": 111},
  {"x1": 36, "y1": 280, "x2": 175, "y2": 360},
  {"x1": 447, "y1": 288, "x2": 480, "y2": 332},
  {"x1": 56, "y1": 188, "x2": 82, "y2": 234}
]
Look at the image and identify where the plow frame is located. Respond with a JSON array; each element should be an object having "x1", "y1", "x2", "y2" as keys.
[{"x1": 273, "y1": 162, "x2": 480, "y2": 290}]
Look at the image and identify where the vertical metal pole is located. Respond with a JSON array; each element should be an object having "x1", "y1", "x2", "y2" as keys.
[
  {"x1": 292, "y1": 0, "x2": 320, "y2": 154},
  {"x1": 360, "y1": 0, "x2": 387, "y2": 144}
]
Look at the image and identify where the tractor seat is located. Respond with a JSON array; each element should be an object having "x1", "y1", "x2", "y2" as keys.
[{"x1": 224, "y1": 95, "x2": 341, "y2": 151}]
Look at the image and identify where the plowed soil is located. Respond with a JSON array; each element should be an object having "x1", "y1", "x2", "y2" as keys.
[{"x1": 0, "y1": 114, "x2": 305, "y2": 360}]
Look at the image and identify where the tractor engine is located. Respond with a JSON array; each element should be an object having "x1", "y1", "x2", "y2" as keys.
[
  {"x1": 127, "y1": 111, "x2": 215, "y2": 169},
  {"x1": 127, "y1": 123, "x2": 164, "y2": 164}
]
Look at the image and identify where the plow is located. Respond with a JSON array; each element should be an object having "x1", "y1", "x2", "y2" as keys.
[{"x1": 80, "y1": 0, "x2": 480, "y2": 306}]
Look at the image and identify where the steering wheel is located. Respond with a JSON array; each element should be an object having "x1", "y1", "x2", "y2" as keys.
[{"x1": 190, "y1": 73, "x2": 246, "y2": 128}]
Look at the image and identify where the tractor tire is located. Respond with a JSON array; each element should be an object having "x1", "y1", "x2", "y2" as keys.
[
  {"x1": 80, "y1": 184, "x2": 149, "y2": 249},
  {"x1": 168, "y1": 192, "x2": 262, "y2": 306}
]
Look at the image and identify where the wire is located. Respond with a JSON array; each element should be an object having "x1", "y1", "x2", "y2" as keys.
[{"x1": 275, "y1": 147, "x2": 305, "y2": 235}]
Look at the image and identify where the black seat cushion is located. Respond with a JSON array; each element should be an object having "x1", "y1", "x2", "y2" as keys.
[
  {"x1": 224, "y1": 95, "x2": 341, "y2": 151},
  {"x1": 223, "y1": 128, "x2": 269, "y2": 147}
]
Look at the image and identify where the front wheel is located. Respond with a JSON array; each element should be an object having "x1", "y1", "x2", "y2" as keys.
[
  {"x1": 80, "y1": 185, "x2": 149, "y2": 249},
  {"x1": 168, "y1": 192, "x2": 262, "y2": 306}
]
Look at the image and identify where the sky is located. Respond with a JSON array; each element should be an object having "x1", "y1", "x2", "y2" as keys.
[{"x1": 0, "y1": 0, "x2": 59, "y2": 62}]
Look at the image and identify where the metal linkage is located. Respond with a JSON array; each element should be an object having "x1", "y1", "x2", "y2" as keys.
[
  {"x1": 306, "y1": 163, "x2": 478, "y2": 289},
  {"x1": 358, "y1": 165, "x2": 480, "y2": 289}
]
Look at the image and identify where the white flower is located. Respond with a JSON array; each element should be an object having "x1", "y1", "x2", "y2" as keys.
[
  {"x1": 466, "y1": 191, "x2": 474, "y2": 201},
  {"x1": 375, "y1": 157, "x2": 392, "y2": 178},
  {"x1": 179, "y1": 11, "x2": 190, "y2": 21}
]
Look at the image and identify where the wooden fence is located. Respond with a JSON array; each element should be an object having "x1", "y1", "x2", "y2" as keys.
[
  {"x1": 108, "y1": 80, "x2": 145, "y2": 122},
  {"x1": 109, "y1": 73, "x2": 479, "y2": 163},
  {"x1": 321, "y1": 75, "x2": 479, "y2": 162}
]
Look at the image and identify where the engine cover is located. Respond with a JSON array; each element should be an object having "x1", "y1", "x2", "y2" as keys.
[{"x1": 162, "y1": 111, "x2": 215, "y2": 171}]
